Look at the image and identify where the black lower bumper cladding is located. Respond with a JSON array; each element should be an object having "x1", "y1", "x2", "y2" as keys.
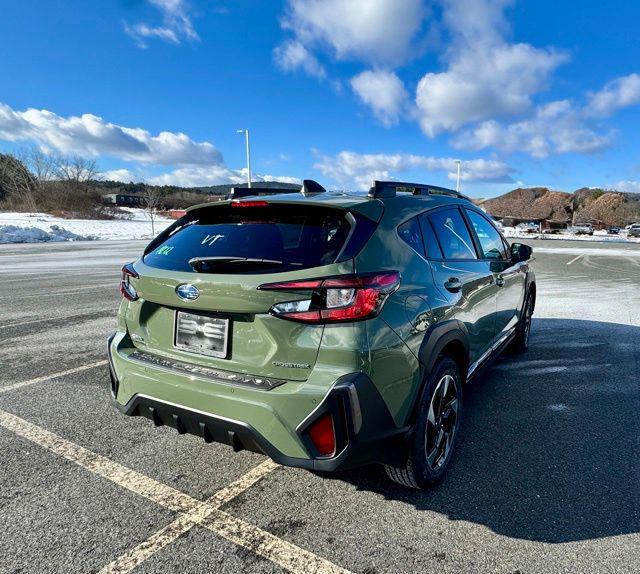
[{"x1": 109, "y1": 341, "x2": 408, "y2": 471}]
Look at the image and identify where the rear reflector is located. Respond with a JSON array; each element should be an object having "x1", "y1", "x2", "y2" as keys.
[{"x1": 306, "y1": 413, "x2": 335, "y2": 457}]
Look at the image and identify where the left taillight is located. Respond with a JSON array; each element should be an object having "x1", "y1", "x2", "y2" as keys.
[
  {"x1": 119, "y1": 263, "x2": 139, "y2": 301},
  {"x1": 258, "y1": 271, "x2": 400, "y2": 324}
]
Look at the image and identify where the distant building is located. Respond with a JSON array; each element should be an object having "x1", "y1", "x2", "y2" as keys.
[
  {"x1": 167, "y1": 209, "x2": 187, "y2": 219},
  {"x1": 498, "y1": 215, "x2": 570, "y2": 231},
  {"x1": 103, "y1": 193, "x2": 145, "y2": 207}
]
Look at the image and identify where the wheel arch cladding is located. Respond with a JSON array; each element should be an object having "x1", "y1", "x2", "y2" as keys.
[
  {"x1": 528, "y1": 280, "x2": 537, "y2": 311},
  {"x1": 418, "y1": 320, "x2": 470, "y2": 378},
  {"x1": 401, "y1": 320, "x2": 469, "y2": 426}
]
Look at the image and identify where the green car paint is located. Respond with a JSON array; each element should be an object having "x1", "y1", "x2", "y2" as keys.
[{"x1": 109, "y1": 182, "x2": 535, "y2": 481}]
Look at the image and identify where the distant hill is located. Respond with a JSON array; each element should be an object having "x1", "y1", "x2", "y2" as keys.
[
  {"x1": 481, "y1": 187, "x2": 640, "y2": 227},
  {"x1": 193, "y1": 181, "x2": 300, "y2": 196},
  {"x1": 97, "y1": 180, "x2": 300, "y2": 197},
  {"x1": 481, "y1": 187, "x2": 572, "y2": 221}
]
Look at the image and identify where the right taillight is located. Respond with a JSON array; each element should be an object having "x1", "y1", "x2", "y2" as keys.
[
  {"x1": 119, "y1": 263, "x2": 139, "y2": 301},
  {"x1": 258, "y1": 272, "x2": 400, "y2": 324}
]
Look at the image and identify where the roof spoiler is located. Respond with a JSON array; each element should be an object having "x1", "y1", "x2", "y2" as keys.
[
  {"x1": 368, "y1": 180, "x2": 471, "y2": 201},
  {"x1": 227, "y1": 180, "x2": 326, "y2": 200}
]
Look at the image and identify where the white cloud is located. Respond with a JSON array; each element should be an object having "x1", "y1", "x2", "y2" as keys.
[
  {"x1": 273, "y1": 40, "x2": 326, "y2": 79},
  {"x1": 453, "y1": 100, "x2": 612, "y2": 158},
  {"x1": 350, "y1": 70, "x2": 409, "y2": 127},
  {"x1": 0, "y1": 102, "x2": 222, "y2": 166},
  {"x1": 98, "y1": 166, "x2": 301, "y2": 188},
  {"x1": 610, "y1": 180, "x2": 640, "y2": 193},
  {"x1": 278, "y1": 0, "x2": 427, "y2": 66},
  {"x1": 314, "y1": 150, "x2": 514, "y2": 188},
  {"x1": 415, "y1": 0, "x2": 567, "y2": 136},
  {"x1": 99, "y1": 168, "x2": 139, "y2": 182},
  {"x1": 585, "y1": 73, "x2": 640, "y2": 117},
  {"x1": 125, "y1": 0, "x2": 198, "y2": 48}
]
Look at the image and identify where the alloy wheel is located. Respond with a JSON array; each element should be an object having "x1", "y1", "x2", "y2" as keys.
[
  {"x1": 425, "y1": 374, "x2": 459, "y2": 470},
  {"x1": 523, "y1": 297, "x2": 533, "y2": 346}
]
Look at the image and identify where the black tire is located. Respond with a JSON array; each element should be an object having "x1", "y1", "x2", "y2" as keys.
[
  {"x1": 384, "y1": 357, "x2": 462, "y2": 489},
  {"x1": 510, "y1": 292, "x2": 534, "y2": 354}
]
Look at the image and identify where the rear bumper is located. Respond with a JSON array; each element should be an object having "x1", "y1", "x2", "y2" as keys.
[{"x1": 108, "y1": 333, "x2": 409, "y2": 472}]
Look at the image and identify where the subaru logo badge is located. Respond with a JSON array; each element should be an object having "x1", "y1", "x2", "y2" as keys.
[{"x1": 176, "y1": 284, "x2": 200, "y2": 301}]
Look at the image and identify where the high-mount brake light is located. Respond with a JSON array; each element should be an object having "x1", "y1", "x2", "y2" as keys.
[
  {"x1": 120, "y1": 263, "x2": 139, "y2": 301},
  {"x1": 231, "y1": 200, "x2": 269, "y2": 208},
  {"x1": 259, "y1": 272, "x2": 400, "y2": 324}
]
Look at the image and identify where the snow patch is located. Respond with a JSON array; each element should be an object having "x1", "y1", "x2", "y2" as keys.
[{"x1": 0, "y1": 211, "x2": 172, "y2": 243}]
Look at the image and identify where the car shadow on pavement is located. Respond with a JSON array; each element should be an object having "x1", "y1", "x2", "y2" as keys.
[{"x1": 335, "y1": 318, "x2": 640, "y2": 543}]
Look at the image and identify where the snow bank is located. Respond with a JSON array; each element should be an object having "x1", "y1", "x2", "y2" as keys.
[
  {"x1": 0, "y1": 210, "x2": 172, "y2": 243},
  {"x1": 0, "y1": 224, "x2": 96, "y2": 244},
  {"x1": 501, "y1": 226, "x2": 639, "y2": 244}
]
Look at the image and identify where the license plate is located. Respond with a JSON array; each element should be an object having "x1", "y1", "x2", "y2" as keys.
[{"x1": 174, "y1": 311, "x2": 229, "y2": 358}]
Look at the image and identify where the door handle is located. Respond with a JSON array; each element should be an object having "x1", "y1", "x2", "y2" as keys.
[
  {"x1": 496, "y1": 276, "x2": 505, "y2": 287},
  {"x1": 444, "y1": 277, "x2": 462, "y2": 293}
]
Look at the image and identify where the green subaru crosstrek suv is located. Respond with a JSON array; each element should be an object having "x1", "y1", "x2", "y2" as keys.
[{"x1": 108, "y1": 180, "x2": 535, "y2": 489}]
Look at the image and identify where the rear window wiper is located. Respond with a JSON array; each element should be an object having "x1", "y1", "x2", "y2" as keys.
[{"x1": 188, "y1": 256, "x2": 284, "y2": 272}]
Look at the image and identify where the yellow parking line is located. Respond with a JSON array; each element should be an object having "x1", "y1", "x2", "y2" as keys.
[
  {"x1": 0, "y1": 410, "x2": 351, "y2": 574},
  {"x1": 0, "y1": 409, "x2": 198, "y2": 512},
  {"x1": 99, "y1": 460, "x2": 279, "y2": 574},
  {"x1": 0, "y1": 361, "x2": 108, "y2": 395}
]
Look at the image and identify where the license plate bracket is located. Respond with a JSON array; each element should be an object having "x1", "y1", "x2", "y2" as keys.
[{"x1": 174, "y1": 311, "x2": 229, "y2": 358}]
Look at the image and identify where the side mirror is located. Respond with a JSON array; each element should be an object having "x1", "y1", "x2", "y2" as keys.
[{"x1": 511, "y1": 242, "x2": 532, "y2": 263}]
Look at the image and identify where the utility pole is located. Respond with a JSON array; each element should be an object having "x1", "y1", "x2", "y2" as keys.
[
  {"x1": 455, "y1": 160, "x2": 462, "y2": 192},
  {"x1": 237, "y1": 129, "x2": 252, "y2": 188}
]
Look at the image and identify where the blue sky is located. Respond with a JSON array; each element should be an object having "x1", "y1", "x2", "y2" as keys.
[{"x1": 1, "y1": 0, "x2": 639, "y2": 197}]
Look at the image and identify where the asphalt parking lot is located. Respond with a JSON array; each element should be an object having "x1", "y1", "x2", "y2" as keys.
[{"x1": 1, "y1": 238, "x2": 638, "y2": 574}]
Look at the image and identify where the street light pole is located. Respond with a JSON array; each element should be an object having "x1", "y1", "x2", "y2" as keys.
[
  {"x1": 455, "y1": 160, "x2": 462, "y2": 192},
  {"x1": 237, "y1": 129, "x2": 252, "y2": 188}
]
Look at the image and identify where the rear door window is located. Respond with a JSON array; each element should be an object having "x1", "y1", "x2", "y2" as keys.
[
  {"x1": 428, "y1": 208, "x2": 477, "y2": 260},
  {"x1": 144, "y1": 204, "x2": 356, "y2": 273},
  {"x1": 464, "y1": 209, "x2": 507, "y2": 260}
]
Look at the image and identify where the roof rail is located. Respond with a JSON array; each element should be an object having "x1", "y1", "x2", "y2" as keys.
[
  {"x1": 368, "y1": 180, "x2": 471, "y2": 201},
  {"x1": 227, "y1": 186, "x2": 300, "y2": 200}
]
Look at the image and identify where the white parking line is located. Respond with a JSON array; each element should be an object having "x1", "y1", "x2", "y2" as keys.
[
  {"x1": 0, "y1": 284, "x2": 116, "y2": 300},
  {"x1": 0, "y1": 361, "x2": 107, "y2": 395},
  {"x1": 566, "y1": 254, "x2": 583, "y2": 265},
  {"x1": 0, "y1": 410, "x2": 351, "y2": 574},
  {"x1": 0, "y1": 310, "x2": 114, "y2": 330}
]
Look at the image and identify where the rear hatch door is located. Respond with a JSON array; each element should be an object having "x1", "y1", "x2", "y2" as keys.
[{"x1": 125, "y1": 201, "x2": 375, "y2": 381}]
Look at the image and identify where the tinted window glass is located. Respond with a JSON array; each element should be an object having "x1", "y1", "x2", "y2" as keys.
[
  {"x1": 418, "y1": 214, "x2": 443, "y2": 259},
  {"x1": 465, "y1": 210, "x2": 507, "y2": 260},
  {"x1": 398, "y1": 217, "x2": 425, "y2": 257},
  {"x1": 144, "y1": 205, "x2": 354, "y2": 273},
  {"x1": 429, "y1": 208, "x2": 477, "y2": 260}
]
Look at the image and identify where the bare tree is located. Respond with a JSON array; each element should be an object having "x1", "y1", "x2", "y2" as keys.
[
  {"x1": 0, "y1": 153, "x2": 37, "y2": 210},
  {"x1": 57, "y1": 155, "x2": 97, "y2": 193},
  {"x1": 141, "y1": 184, "x2": 166, "y2": 235},
  {"x1": 16, "y1": 147, "x2": 62, "y2": 210}
]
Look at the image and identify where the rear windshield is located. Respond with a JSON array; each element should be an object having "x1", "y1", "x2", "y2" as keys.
[{"x1": 144, "y1": 204, "x2": 360, "y2": 273}]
